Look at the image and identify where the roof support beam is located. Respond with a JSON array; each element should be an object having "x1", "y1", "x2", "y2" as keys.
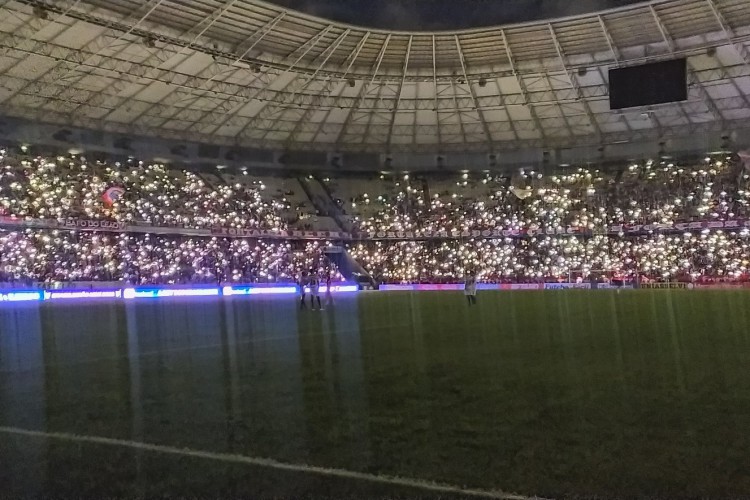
[
  {"x1": 455, "y1": 35, "x2": 494, "y2": 150},
  {"x1": 542, "y1": 70, "x2": 575, "y2": 138},
  {"x1": 597, "y1": 15, "x2": 621, "y2": 64},
  {"x1": 298, "y1": 80, "x2": 344, "y2": 145},
  {"x1": 4, "y1": 28, "x2": 747, "y2": 127},
  {"x1": 489, "y1": 76, "x2": 520, "y2": 142},
  {"x1": 170, "y1": 30, "x2": 364, "y2": 130},
  {"x1": 0, "y1": 0, "x2": 82, "y2": 73},
  {"x1": 3, "y1": 99, "x2": 743, "y2": 155},
  {"x1": 448, "y1": 79, "x2": 468, "y2": 145},
  {"x1": 432, "y1": 35, "x2": 442, "y2": 148},
  {"x1": 0, "y1": 0, "x2": 155, "y2": 107},
  {"x1": 229, "y1": 25, "x2": 334, "y2": 140},
  {"x1": 500, "y1": 29, "x2": 546, "y2": 141},
  {"x1": 286, "y1": 32, "x2": 370, "y2": 145},
  {"x1": 386, "y1": 35, "x2": 412, "y2": 149},
  {"x1": 360, "y1": 80, "x2": 390, "y2": 146},
  {"x1": 705, "y1": 0, "x2": 750, "y2": 70},
  {"x1": 334, "y1": 33, "x2": 390, "y2": 147},
  {"x1": 123, "y1": 10, "x2": 287, "y2": 128},
  {"x1": 7, "y1": 0, "x2": 748, "y2": 132},
  {"x1": 548, "y1": 23, "x2": 602, "y2": 140},
  {"x1": 411, "y1": 77, "x2": 420, "y2": 147},
  {"x1": 49, "y1": 0, "x2": 170, "y2": 110},
  {"x1": 260, "y1": 28, "x2": 351, "y2": 141},
  {"x1": 597, "y1": 12, "x2": 631, "y2": 138},
  {"x1": 0, "y1": 34, "x2": 632, "y2": 114},
  {"x1": 65, "y1": 0, "x2": 243, "y2": 118},
  {"x1": 27, "y1": 2, "x2": 298, "y2": 115},
  {"x1": 703, "y1": 0, "x2": 750, "y2": 110},
  {"x1": 649, "y1": 5, "x2": 724, "y2": 127},
  {"x1": 4, "y1": 0, "x2": 251, "y2": 122}
]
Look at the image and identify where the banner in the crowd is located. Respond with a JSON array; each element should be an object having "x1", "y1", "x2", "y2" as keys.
[
  {"x1": 2, "y1": 215, "x2": 750, "y2": 241},
  {"x1": 640, "y1": 282, "x2": 689, "y2": 289},
  {"x1": 58, "y1": 218, "x2": 128, "y2": 231},
  {"x1": 351, "y1": 227, "x2": 585, "y2": 240},
  {"x1": 210, "y1": 227, "x2": 347, "y2": 239},
  {"x1": 0, "y1": 215, "x2": 54, "y2": 228},
  {"x1": 607, "y1": 218, "x2": 750, "y2": 234}
]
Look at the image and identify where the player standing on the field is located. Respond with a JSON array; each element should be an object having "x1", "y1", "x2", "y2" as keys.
[
  {"x1": 309, "y1": 270, "x2": 323, "y2": 310},
  {"x1": 612, "y1": 270, "x2": 624, "y2": 292},
  {"x1": 299, "y1": 271, "x2": 308, "y2": 309},
  {"x1": 325, "y1": 269, "x2": 333, "y2": 307},
  {"x1": 464, "y1": 270, "x2": 478, "y2": 305}
]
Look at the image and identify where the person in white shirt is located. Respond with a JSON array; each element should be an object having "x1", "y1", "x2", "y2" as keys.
[
  {"x1": 308, "y1": 270, "x2": 323, "y2": 310},
  {"x1": 464, "y1": 270, "x2": 478, "y2": 306}
]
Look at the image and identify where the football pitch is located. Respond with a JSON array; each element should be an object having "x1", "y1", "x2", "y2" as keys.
[{"x1": 2, "y1": 289, "x2": 750, "y2": 499}]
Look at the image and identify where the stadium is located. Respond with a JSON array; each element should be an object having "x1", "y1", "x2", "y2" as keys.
[{"x1": 2, "y1": 0, "x2": 750, "y2": 497}]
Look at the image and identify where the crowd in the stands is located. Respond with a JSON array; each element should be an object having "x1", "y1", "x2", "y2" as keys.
[
  {"x1": 0, "y1": 150, "x2": 289, "y2": 230},
  {"x1": 343, "y1": 158, "x2": 747, "y2": 235},
  {"x1": 1, "y1": 146, "x2": 750, "y2": 285},
  {"x1": 0, "y1": 230, "x2": 339, "y2": 285}
]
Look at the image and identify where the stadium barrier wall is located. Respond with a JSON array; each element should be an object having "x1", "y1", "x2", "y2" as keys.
[
  {"x1": 379, "y1": 283, "x2": 638, "y2": 291},
  {"x1": 541, "y1": 283, "x2": 636, "y2": 289},
  {"x1": 544, "y1": 283, "x2": 592, "y2": 290},
  {"x1": 0, "y1": 283, "x2": 359, "y2": 303},
  {"x1": 693, "y1": 283, "x2": 750, "y2": 289},
  {"x1": 380, "y1": 283, "x2": 547, "y2": 291},
  {"x1": 0, "y1": 281, "x2": 731, "y2": 303},
  {"x1": 638, "y1": 282, "x2": 750, "y2": 289},
  {"x1": 0, "y1": 281, "x2": 123, "y2": 290}
]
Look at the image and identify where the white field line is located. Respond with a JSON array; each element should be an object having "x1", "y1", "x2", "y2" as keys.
[{"x1": 0, "y1": 426, "x2": 540, "y2": 500}]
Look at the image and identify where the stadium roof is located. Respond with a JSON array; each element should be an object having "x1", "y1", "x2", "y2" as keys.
[{"x1": 0, "y1": 0, "x2": 749, "y2": 160}]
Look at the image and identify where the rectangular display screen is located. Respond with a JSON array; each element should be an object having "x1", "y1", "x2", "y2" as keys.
[{"x1": 609, "y1": 59, "x2": 687, "y2": 110}]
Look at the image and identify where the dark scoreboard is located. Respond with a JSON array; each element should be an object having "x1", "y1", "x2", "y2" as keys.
[{"x1": 609, "y1": 58, "x2": 687, "y2": 110}]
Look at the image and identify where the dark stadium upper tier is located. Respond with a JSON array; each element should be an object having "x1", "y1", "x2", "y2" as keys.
[{"x1": 264, "y1": 0, "x2": 647, "y2": 31}]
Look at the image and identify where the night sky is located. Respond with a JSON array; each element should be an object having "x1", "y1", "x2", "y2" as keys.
[{"x1": 266, "y1": 0, "x2": 647, "y2": 30}]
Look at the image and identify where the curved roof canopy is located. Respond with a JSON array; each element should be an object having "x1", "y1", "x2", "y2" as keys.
[{"x1": 0, "y1": 0, "x2": 749, "y2": 156}]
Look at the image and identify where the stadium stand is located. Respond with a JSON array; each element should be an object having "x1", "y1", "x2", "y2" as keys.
[{"x1": 2, "y1": 147, "x2": 750, "y2": 287}]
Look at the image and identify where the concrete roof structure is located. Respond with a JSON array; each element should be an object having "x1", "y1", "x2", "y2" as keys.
[{"x1": 0, "y1": 0, "x2": 749, "y2": 168}]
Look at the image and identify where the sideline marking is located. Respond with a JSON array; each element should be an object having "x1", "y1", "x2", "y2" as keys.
[{"x1": 0, "y1": 426, "x2": 537, "y2": 500}]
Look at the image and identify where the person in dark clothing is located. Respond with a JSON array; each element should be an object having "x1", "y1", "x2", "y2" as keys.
[{"x1": 299, "y1": 271, "x2": 308, "y2": 309}]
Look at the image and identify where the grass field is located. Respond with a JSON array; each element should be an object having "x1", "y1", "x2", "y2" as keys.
[{"x1": 2, "y1": 290, "x2": 750, "y2": 499}]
